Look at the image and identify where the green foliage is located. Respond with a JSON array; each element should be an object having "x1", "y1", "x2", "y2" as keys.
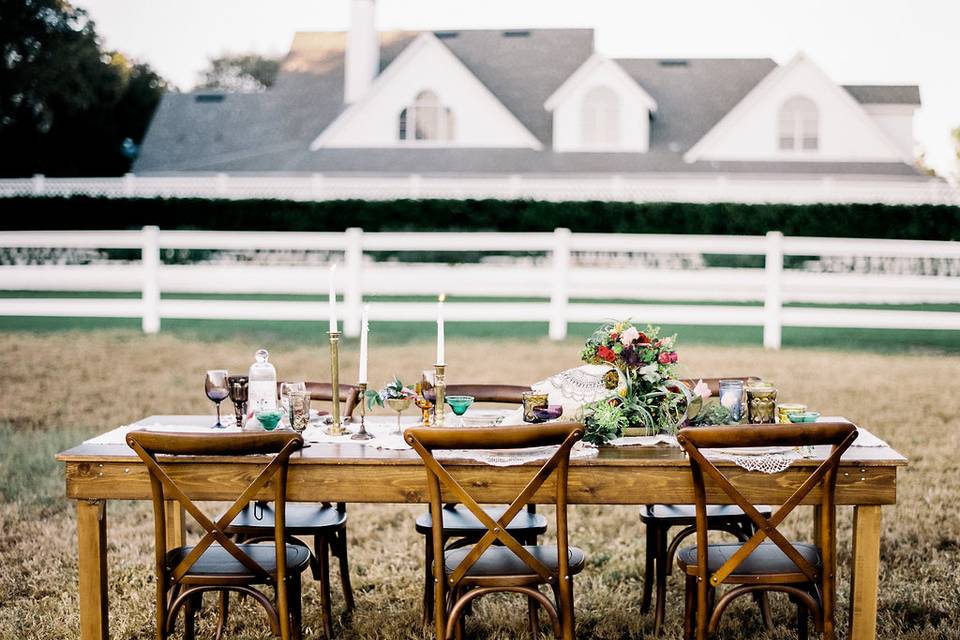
[
  {"x1": 1, "y1": 197, "x2": 957, "y2": 240},
  {"x1": 198, "y1": 53, "x2": 281, "y2": 92},
  {"x1": 366, "y1": 376, "x2": 415, "y2": 409},
  {"x1": 0, "y1": 1, "x2": 167, "y2": 176},
  {"x1": 581, "y1": 401, "x2": 628, "y2": 446}
]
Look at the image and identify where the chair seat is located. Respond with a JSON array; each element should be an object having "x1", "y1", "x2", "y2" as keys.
[
  {"x1": 166, "y1": 543, "x2": 311, "y2": 580},
  {"x1": 416, "y1": 505, "x2": 548, "y2": 537},
  {"x1": 445, "y1": 544, "x2": 586, "y2": 579},
  {"x1": 678, "y1": 542, "x2": 821, "y2": 579},
  {"x1": 641, "y1": 504, "x2": 772, "y2": 525},
  {"x1": 226, "y1": 503, "x2": 347, "y2": 535}
]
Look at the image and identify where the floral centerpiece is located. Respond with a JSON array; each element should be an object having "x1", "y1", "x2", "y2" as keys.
[
  {"x1": 365, "y1": 376, "x2": 417, "y2": 409},
  {"x1": 578, "y1": 320, "x2": 690, "y2": 445}
]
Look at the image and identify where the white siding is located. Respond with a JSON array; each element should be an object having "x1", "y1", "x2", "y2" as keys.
[{"x1": 863, "y1": 104, "x2": 917, "y2": 160}]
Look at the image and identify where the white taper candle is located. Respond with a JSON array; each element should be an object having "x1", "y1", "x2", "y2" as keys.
[
  {"x1": 328, "y1": 263, "x2": 338, "y2": 333},
  {"x1": 358, "y1": 304, "x2": 369, "y2": 384},
  {"x1": 436, "y1": 294, "x2": 445, "y2": 365}
]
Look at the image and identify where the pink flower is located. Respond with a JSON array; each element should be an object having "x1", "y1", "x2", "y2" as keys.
[
  {"x1": 658, "y1": 352, "x2": 671, "y2": 364},
  {"x1": 692, "y1": 379, "x2": 711, "y2": 400},
  {"x1": 619, "y1": 326, "x2": 640, "y2": 346},
  {"x1": 670, "y1": 352, "x2": 679, "y2": 363}
]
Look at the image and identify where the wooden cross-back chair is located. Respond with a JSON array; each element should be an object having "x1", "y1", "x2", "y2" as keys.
[
  {"x1": 126, "y1": 430, "x2": 309, "y2": 640},
  {"x1": 640, "y1": 376, "x2": 772, "y2": 636},
  {"x1": 226, "y1": 381, "x2": 359, "y2": 639},
  {"x1": 405, "y1": 422, "x2": 586, "y2": 640},
  {"x1": 675, "y1": 422, "x2": 858, "y2": 640},
  {"x1": 413, "y1": 384, "x2": 547, "y2": 625}
]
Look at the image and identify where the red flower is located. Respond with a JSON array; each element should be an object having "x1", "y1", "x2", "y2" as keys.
[
  {"x1": 609, "y1": 331, "x2": 619, "y2": 341},
  {"x1": 597, "y1": 346, "x2": 617, "y2": 362},
  {"x1": 637, "y1": 332, "x2": 649, "y2": 344}
]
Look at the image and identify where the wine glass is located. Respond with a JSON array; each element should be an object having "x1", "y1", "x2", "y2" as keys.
[
  {"x1": 227, "y1": 375, "x2": 249, "y2": 428},
  {"x1": 204, "y1": 370, "x2": 229, "y2": 428},
  {"x1": 280, "y1": 381, "x2": 306, "y2": 428},
  {"x1": 446, "y1": 395, "x2": 475, "y2": 426},
  {"x1": 385, "y1": 396, "x2": 413, "y2": 435}
]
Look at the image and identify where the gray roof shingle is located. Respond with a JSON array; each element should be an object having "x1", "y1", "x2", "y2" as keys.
[
  {"x1": 134, "y1": 30, "x2": 921, "y2": 177},
  {"x1": 843, "y1": 85, "x2": 921, "y2": 105}
]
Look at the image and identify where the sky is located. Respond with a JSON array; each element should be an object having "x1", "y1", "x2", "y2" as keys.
[{"x1": 77, "y1": 0, "x2": 959, "y2": 174}]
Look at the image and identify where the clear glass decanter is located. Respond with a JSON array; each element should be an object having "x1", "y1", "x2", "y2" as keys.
[{"x1": 246, "y1": 348, "x2": 277, "y2": 429}]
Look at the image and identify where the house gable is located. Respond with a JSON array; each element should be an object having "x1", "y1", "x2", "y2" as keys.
[
  {"x1": 684, "y1": 53, "x2": 910, "y2": 164},
  {"x1": 544, "y1": 54, "x2": 658, "y2": 153},
  {"x1": 310, "y1": 33, "x2": 542, "y2": 150}
]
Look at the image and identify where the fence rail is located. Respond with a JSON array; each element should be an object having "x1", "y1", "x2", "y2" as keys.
[
  {"x1": 1, "y1": 228, "x2": 959, "y2": 348},
  {"x1": 1, "y1": 173, "x2": 958, "y2": 205}
]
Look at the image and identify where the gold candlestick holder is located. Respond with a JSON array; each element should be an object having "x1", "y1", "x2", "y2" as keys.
[
  {"x1": 433, "y1": 363, "x2": 446, "y2": 426},
  {"x1": 351, "y1": 382, "x2": 374, "y2": 440},
  {"x1": 325, "y1": 330, "x2": 344, "y2": 436}
]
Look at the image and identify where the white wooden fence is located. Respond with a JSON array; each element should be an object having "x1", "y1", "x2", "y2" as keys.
[
  {"x1": 1, "y1": 173, "x2": 958, "y2": 205},
  {"x1": 1, "y1": 228, "x2": 959, "y2": 349}
]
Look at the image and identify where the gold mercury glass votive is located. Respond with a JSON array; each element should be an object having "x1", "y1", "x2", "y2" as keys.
[
  {"x1": 521, "y1": 391, "x2": 549, "y2": 423},
  {"x1": 746, "y1": 383, "x2": 778, "y2": 424},
  {"x1": 288, "y1": 389, "x2": 311, "y2": 433},
  {"x1": 777, "y1": 403, "x2": 807, "y2": 424}
]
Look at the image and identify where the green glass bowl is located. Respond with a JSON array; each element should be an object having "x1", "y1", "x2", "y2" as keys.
[
  {"x1": 445, "y1": 395, "x2": 475, "y2": 417},
  {"x1": 788, "y1": 411, "x2": 820, "y2": 423},
  {"x1": 256, "y1": 410, "x2": 284, "y2": 431}
]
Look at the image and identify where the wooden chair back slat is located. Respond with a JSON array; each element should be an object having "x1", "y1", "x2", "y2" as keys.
[
  {"x1": 443, "y1": 384, "x2": 532, "y2": 404},
  {"x1": 127, "y1": 431, "x2": 303, "y2": 584},
  {"x1": 404, "y1": 423, "x2": 583, "y2": 592},
  {"x1": 677, "y1": 423, "x2": 857, "y2": 588}
]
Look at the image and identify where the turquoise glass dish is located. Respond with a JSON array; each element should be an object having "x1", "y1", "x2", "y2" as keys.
[
  {"x1": 788, "y1": 411, "x2": 820, "y2": 423},
  {"x1": 445, "y1": 395, "x2": 475, "y2": 417},
  {"x1": 256, "y1": 410, "x2": 284, "y2": 431}
]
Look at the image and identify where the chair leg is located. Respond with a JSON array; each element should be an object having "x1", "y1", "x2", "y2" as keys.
[
  {"x1": 653, "y1": 526, "x2": 669, "y2": 636},
  {"x1": 315, "y1": 535, "x2": 334, "y2": 640},
  {"x1": 214, "y1": 590, "x2": 230, "y2": 640},
  {"x1": 755, "y1": 591, "x2": 774, "y2": 631},
  {"x1": 528, "y1": 594, "x2": 540, "y2": 639},
  {"x1": 333, "y1": 528, "x2": 355, "y2": 610},
  {"x1": 422, "y1": 533, "x2": 434, "y2": 626},
  {"x1": 183, "y1": 592, "x2": 201, "y2": 640},
  {"x1": 641, "y1": 522, "x2": 655, "y2": 614},
  {"x1": 797, "y1": 598, "x2": 809, "y2": 640},
  {"x1": 683, "y1": 576, "x2": 696, "y2": 640},
  {"x1": 290, "y1": 575, "x2": 304, "y2": 640}
]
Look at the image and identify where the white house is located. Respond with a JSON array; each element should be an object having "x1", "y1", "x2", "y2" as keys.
[{"x1": 132, "y1": 0, "x2": 941, "y2": 203}]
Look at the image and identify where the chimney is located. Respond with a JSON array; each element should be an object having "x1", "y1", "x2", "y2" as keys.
[{"x1": 344, "y1": 0, "x2": 379, "y2": 104}]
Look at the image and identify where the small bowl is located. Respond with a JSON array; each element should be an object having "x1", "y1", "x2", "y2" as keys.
[
  {"x1": 788, "y1": 411, "x2": 820, "y2": 423},
  {"x1": 256, "y1": 410, "x2": 284, "y2": 431},
  {"x1": 532, "y1": 405, "x2": 564, "y2": 422}
]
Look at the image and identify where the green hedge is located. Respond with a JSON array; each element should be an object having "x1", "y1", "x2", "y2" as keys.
[{"x1": 3, "y1": 196, "x2": 958, "y2": 240}]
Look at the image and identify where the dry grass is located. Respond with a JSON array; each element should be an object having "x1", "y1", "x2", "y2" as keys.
[{"x1": 1, "y1": 330, "x2": 959, "y2": 639}]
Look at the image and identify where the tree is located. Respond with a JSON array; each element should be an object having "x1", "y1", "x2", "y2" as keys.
[
  {"x1": 197, "y1": 54, "x2": 280, "y2": 92},
  {"x1": 0, "y1": 0, "x2": 167, "y2": 176}
]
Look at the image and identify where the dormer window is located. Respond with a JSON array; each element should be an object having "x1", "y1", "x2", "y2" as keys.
[
  {"x1": 778, "y1": 95, "x2": 818, "y2": 151},
  {"x1": 580, "y1": 86, "x2": 620, "y2": 147},
  {"x1": 399, "y1": 90, "x2": 455, "y2": 142}
]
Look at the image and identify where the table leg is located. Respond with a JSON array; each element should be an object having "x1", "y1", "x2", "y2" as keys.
[
  {"x1": 165, "y1": 500, "x2": 186, "y2": 549},
  {"x1": 77, "y1": 499, "x2": 108, "y2": 640},
  {"x1": 848, "y1": 505, "x2": 882, "y2": 640}
]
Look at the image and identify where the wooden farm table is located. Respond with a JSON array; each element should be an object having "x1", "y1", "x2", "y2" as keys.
[{"x1": 58, "y1": 415, "x2": 906, "y2": 640}]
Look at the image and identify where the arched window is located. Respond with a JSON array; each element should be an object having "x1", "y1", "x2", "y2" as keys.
[
  {"x1": 778, "y1": 96, "x2": 818, "y2": 151},
  {"x1": 581, "y1": 86, "x2": 620, "y2": 147},
  {"x1": 398, "y1": 90, "x2": 454, "y2": 142}
]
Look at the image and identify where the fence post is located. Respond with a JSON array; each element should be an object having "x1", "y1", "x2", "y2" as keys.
[
  {"x1": 763, "y1": 231, "x2": 783, "y2": 349},
  {"x1": 343, "y1": 227, "x2": 363, "y2": 337},
  {"x1": 142, "y1": 225, "x2": 161, "y2": 334},
  {"x1": 31, "y1": 174, "x2": 45, "y2": 196},
  {"x1": 549, "y1": 228, "x2": 571, "y2": 341}
]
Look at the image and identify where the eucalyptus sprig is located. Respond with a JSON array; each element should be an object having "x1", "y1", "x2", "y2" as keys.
[{"x1": 365, "y1": 376, "x2": 416, "y2": 409}]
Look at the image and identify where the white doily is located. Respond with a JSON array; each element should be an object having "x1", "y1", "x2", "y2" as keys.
[{"x1": 437, "y1": 442, "x2": 597, "y2": 467}]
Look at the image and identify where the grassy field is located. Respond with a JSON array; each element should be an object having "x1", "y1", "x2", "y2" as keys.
[{"x1": 1, "y1": 330, "x2": 959, "y2": 639}]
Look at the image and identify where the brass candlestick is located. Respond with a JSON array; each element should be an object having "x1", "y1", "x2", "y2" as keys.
[
  {"x1": 326, "y1": 330, "x2": 344, "y2": 436},
  {"x1": 433, "y1": 363, "x2": 446, "y2": 426},
  {"x1": 351, "y1": 382, "x2": 374, "y2": 440}
]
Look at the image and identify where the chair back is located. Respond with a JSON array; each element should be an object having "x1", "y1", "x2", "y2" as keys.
[
  {"x1": 676, "y1": 423, "x2": 857, "y2": 590},
  {"x1": 126, "y1": 431, "x2": 303, "y2": 587},
  {"x1": 404, "y1": 423, "x2": 583, "y2": 592},
  {"x1": 443, "y1": 384, "x2": 532, "y2": 404}
]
